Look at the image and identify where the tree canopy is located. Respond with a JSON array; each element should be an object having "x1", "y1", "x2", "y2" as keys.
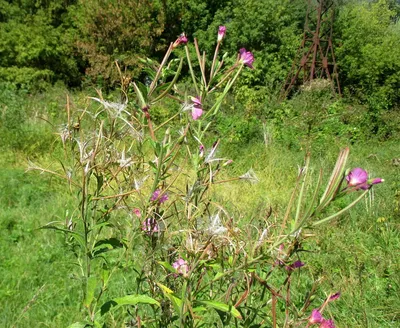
[{"x1": 1, "y1": 0, "x2": 399, "y2": 108}]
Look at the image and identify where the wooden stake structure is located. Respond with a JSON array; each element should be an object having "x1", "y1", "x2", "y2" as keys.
[{"x1": 281, "y1": 0, "x2": 341, "y2": 99}]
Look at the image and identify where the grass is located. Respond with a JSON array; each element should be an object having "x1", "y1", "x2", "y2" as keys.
[
  {"x1": 0, "y1": 156, "x2": 82, "y2": 327},
  {"x1": 0, "y1": 88, "x2": 399, "y2": 327}
]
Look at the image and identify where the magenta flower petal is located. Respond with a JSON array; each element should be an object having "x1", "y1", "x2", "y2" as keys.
[
  {"x1": 309, "y1": 309, "x2": 324, "y2": 324},
  {"x1": 190, "y1": 96, "x2": 203, "y2": 120},
  {"x1": 142, "y1": 218, "x2": 159, "y2": 234},
  {"x1": 151, "y1": 189, "x2": 160, "y2": 201},
  {"x1": 173, "y1": 33, "x2": 188, "y2": 48},
  {"x1": 173, "y1": 258, "x2": 189, "y2": 276},
  {"x1": 192, "y1": 106, "x2": 203, "y2": 120},
  {"x1": 346, "y1": 168, "x2": 368, "y2": 187},
  {"x1": 151, "y1": 189, "x2": 168, "y2": 204},
  {"x1": 239, "y1": 48, "x2": 254, "y2": 69},
  {"x1": 329, "y1": 292, "x2": 341, "y2": 301},
  {"x1": 191, "y1": 96, "x2": 202, "y2": 107},
  {"x1": 133, "y1": 208, "x2": 141, "y2": 218},
  {"x1": 218, "y1": 25, "x2": 226, "y2": 42},
  {"x1": 286, "y1": 260, "x2": 305, "y2": 271},
  {"x1": 159, "y1": 193, "x2": 169, "y2": 204},
  {"x1": 319, "y1": 319, "x2": 335, "y2": 328}
]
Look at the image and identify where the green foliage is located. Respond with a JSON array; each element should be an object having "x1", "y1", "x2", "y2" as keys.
[
  {"x1": 335, "y1": 0, "x2": 400, "y2": 108},
  {"x1": 73, "y1": 0, "x2": 166, "y2": 87},
  {"x1": 1, "y1": 2, "x2": 400, "y2": 326},
  {"x1": 0, "y1": 0, "x2": 82, "y2": 89},
  {"x1": 193, "y1": 0, "x2": 304, "y2": 92},
  {"x1": 0, "y1": 83, "x2": 66, "y2": 156},
  {"x1": 260, "y1": 80, "x2": 348, "y2": 150},
  {"x1": 0, "y1": 84, "x2": 398, "y2": 326},
  {"x1": 0, "y1": 67, "x2": 53, "y2": 91}
]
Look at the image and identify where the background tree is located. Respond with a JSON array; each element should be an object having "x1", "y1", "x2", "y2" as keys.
[
  {"x1": 0, "y1": 0, "x2": 81, "y2": 89},
  {"x1": 335, "y1": 0, "x2": 400, "y2": 109},
  {"x1": 72, "y1": 0, "x2": 166, "y2": 87}
]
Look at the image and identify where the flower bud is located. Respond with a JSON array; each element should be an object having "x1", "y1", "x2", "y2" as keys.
[{"x1": 217, "y1": 26, "x2": 226, "y2": 42}]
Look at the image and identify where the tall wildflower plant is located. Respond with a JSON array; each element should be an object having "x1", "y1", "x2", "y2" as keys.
[{"x1": 30, "y1": 27, "x2": 382, "y2": 327}]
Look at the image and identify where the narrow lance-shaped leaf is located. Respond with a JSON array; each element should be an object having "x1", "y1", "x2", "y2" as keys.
[
  {"x1": 100, "y1": 295, "x2": 159, "y2": 316},
  {"x1": 132, "y1": 82, "x2": 147, "y2": 109},
  {"x1": 156, "y1": 282, "x2": 183, "y2": 315},
  {"x1": 197, "y1": 300, "x2": 242, "y2": 319},
  {"x1": 84, "y1": 276, "x2": 97, "y2": 307},
  {"x1": 152, "y1": 58, "x2": 183, "y2": 103},
  {"x1": 317, "y1": 148, "x2": 349, "y2": 212}
]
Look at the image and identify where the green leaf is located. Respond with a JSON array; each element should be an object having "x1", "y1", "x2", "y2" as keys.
[
  {"x1": 214, "y1": 272, "x2": 224, "y2": 280},
  {"x1": 132, "y1": 82, "x2": 147, "y2": 108},
  {"x1": 100, "y1": 295, "x2": 159, "y2": 316},
  {"x1": 92, "y1": 238, "x2": 125, "y2": 257},
  {"x1": 156, "y1": 282, "x2": 183, "y2": 315},
  {"x1": 84, "y1": 276, "x2": 97, "y2": 307},
  {"x1": 67, "y1": 322, "x2": 90, "y2": 328},
  {"x1": 158, "y1": 261, "x2": 175, "y2": 273},
  {"x1": 192, "y1": 306, "x2": 207, "y2": 313},
  {"x1": 40, "y1": 222, "x2": 85, "y2": 249},
  {"x1": 197, "y1": 300, "x2": 242, "y2": 319}
]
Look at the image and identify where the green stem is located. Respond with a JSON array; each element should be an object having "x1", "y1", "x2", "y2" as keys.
[
  {"x1": 179, "y1": 280, "x2": 188, "y2": 327},
  {"x1": 294, "y1": 155, "x2": 310, "y2": 229},
  {"x1": 210, "y1": 41, "x2": 221, "y2": 82},
  {"x1": 151, "y1": 58, "x2": 183, "y2": 104},
  {"x1": 313, "y1": 189, "x2": 369, "y2": 226},
  {"x1": 206, "y1": 64, "x2": 243, "y2": 119},
  {"x1": 194, "y1": 38, "x2": 207, "y2": 88},
  {"x1": 185, "y1": 45, "x2": 200, "y2": 96},
  {"x1": 149, "y1": 43, "x2": 173, "y2": 96}
]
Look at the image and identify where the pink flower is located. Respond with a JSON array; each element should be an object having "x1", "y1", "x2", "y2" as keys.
[
  {"x1": 309, "y1": 309, "x2": 324, "y2": 324},
  {"x1": 369, "y1": 178, "x2": 384, "y2": 186},
  {"x1": 142, "y1": 217, "x2": 159, "y2": 235},
  {"x1": 319, "y1": 319, "x2": 335, "y2": 328},
  {"x1": 239, "y1": 48, "x2": 254, "y2": 69},
  {"x1": 346, "y1": 168, "x2": 383, "y2": 190},
  {"x1": 173, "y1": 258, "x2": 189, "y2": 276},
  {"x1": 218, "y1": 26, "x2": 226, "y2": 42},
  {"x1": 222, "y1": 159, "x2": 233, "y2": 167},
  {"x1": 133, "y1": 208, "x2": 141, "y2": 218},
  {"x1": 190, "y1": 96, "x2": 203, "y2": 120},
  {"x1": 286, "y1": 260, "x2": 305, "y2": 271},
  {"x1": 346, "y1": 168, "x2": 368, "y2": 188},
  {"x1": 172, "y1": 33, "x2": 188, "y2": 49},
  {"x1": 329, "y1": 292, "x2": 341, "y2": 302},
  {"x1": 151, "y1": 189, "x2": 169, "y2": 204},
  {"x1": 199, "y1": 144, "x2": 205, "y2": 158}
]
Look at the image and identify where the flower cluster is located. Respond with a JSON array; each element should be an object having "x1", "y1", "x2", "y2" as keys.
[
  {"x1": 309, "y1": 310, "x2": 335, "y2": 328},
  {"x1": 142, "y1": 217, "x2": 159, "y2": 235},
  {"x1": 308, "y1": 292, "x2": 341, "y2": 327},
  {"x1": 172, "y1": 258, "x2": 189, "y2": 276}
]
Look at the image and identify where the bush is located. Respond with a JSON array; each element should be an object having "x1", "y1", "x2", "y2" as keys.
[
  {"x1": 335, "y1": 0, "x2": 400, "y2": 108},
  {"x1": 0, "y1": 67, "x2": 53, "y2": 92}
]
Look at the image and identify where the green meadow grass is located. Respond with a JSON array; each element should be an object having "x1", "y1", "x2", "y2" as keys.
[{"x1": 0, "y1": 90, "x2": 399, "y2": 327}]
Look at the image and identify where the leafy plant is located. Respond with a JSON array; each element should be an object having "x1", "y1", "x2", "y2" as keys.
[{"x1": 29, "y1": 28, "x2": 383, "y2": 327}]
